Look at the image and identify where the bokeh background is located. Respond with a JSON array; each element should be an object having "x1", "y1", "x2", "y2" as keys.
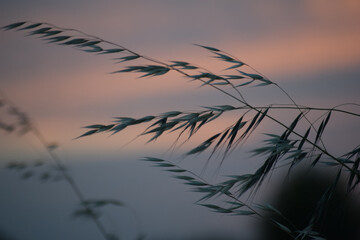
[{"x1": 0, "y1": 1, "x2": 359, "y2": 239}]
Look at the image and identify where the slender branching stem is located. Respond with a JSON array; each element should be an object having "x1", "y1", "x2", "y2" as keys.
[
  {"x1": 30, "y1": 21, "x2": 357, "y2": 176},
  {"x1": 4, "y1": 21, "x2": 360, "y2": 239},
  {"x1": 0, "y1": 89, "x2": 123, "y2": 240}
]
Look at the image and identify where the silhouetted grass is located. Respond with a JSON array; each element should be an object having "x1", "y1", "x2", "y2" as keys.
[{"x1": 3, "y1": 21, "x2": 360, "y2": 240}]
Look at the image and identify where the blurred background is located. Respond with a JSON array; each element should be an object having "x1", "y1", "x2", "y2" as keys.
[{"x1": 0, "y1": 0, "x2": 359, "y2": 239}]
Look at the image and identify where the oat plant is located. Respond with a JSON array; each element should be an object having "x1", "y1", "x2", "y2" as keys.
[
  {"x1": 0, "y1": 90, "x2": 144, "y2": 239},
  {"x1": 4, "y1": 21, "x2": 360, "y2": 240}
]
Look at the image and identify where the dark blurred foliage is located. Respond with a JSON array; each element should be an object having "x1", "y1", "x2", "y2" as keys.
[{"x1": 261, "y1": 169, "x2": 360, "y2": 240}]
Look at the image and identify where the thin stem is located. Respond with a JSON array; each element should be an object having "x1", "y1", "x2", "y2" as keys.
[
  {"x1": 40, "y1": 22, "x2": 357, "y2": 176},
  {"x1": 273, "y1": 83, "x2": 328, "y2": 149},
  {"x1": 189, "y1": 63, "x2": 247, "y2": 102},
  {"x1": 6, "y1": 22, "x2": 360, "y2": 238},
  {"x1": 158, "y1": 66, "x2": 358, "y2": 175},
  {"x1": 221, "y1": 49, "x2": 329, "y2": 150},
  {"x1": 232, "y1": 105, "x2": 360, "y2": 118},
  {"x1": 0, "y1": 89, "x2": 113, "y2": 240}
]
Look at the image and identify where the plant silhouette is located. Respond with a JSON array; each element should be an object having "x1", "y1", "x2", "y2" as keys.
[
  {"x1": 0, "y1": 83, "x2": 144, "y2": 240},
  {"x1": 2, "y1": 21, "x2": 360, "y2": 240}
]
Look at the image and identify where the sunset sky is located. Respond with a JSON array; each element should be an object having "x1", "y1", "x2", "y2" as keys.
[{"x1": 0, "y1": 1, "x2": 359, "y2": 239}]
